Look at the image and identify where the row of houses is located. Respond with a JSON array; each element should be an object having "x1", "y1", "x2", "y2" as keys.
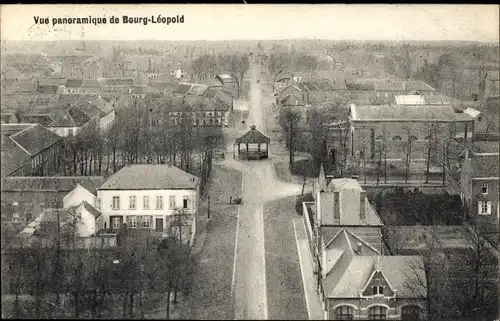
[{"x1": 3, "y1": 164, "x2": 201, "y2": 248}]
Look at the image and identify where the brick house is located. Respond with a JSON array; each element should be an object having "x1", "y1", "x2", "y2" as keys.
[
  {"x1": 348, "y1": 103, "x2": 475, "y2": 163},
  {"x1": 277, "y1": 82, "x2": 310, "y2": 105},
  {"x1": 1, "y1": 176, "x2": 105, "y2": 224},
  {"x1": 302, "y1": 166, "x2": 427, "y2": 320},
  {"x1": 460, "y1": 149, "x2": 499, "y2": 223},
  {"x1": 97, "y1": 164, "x2": 200, "y2": 245},
  {"x1": 1, "y1": 123, "x2": 63, "y2": 177}
]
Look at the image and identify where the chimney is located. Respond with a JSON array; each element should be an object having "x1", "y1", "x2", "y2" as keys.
[
  {"x1": 356, "y1": 242, "x2": 362, "y2": 254},
  {"x1": 360, "y1": 190, "x2": 366, "y2": 222},
  {"x1": 333, "y1": 190, "x2": 340, "y2": 222}
]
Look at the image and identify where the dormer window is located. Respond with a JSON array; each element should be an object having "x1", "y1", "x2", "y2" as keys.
[{"x1": 372, "y1": 285, "x2": 384, "y2": 296}]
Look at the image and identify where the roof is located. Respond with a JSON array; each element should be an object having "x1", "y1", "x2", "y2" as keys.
[
  {"x1": 99, "y1": 164, "x2": 200, "y2": 190},
  {"x1": 1, "y1": 138, "x2": 32, "y2": 177},
  {"x1": 216, "y1": 73, "x2": 238, "y2": 83},
  {"x1": 173, "y1": 83, "x2": 194, "y2": 95},
  {"x1": 470, "y1": 153, "x2": 500, "y2": 178},
  {"x1": 38, "y1": 77, "x2": 67, "y2": 86},
  {"x1": 9, "y1": 123, "x2": 62, "y2": 155},
  {"x1": 280, "y1": 94, "x2": 304, "y2": 106},
  {"x1": 7, "y1": 80, "x2": 38, "y2": 93},
  {"x1": 395, "y1": 95, "x2": 426, "y2": 105},
  {"x1": 463, "y1": 108, "x2": 482, "y2": 118},
  {"x1": 49, "y1": 105, "x2": 91, "y2": 127},
  {"x1": 199, "y1": 78, "x2": 224, "y2": 87},
  {"x1": 66, "y1": 79, "x2": 83, "y2": 87},
  {"x1": 422, "y1": 93, "x2": 457, "y2": 105},
  {"x1": 0, "y1": 113, "x2": 20, "y2": 124},
  {"x1": 37, "y1": 85, "x2": 59, "y2": 94},
  {"x1": 1, "y1": 176, "x2": 106, "y2": 194},
  {"x1": 327, "y1": 255, "x2": 426, "y2": 298},
  {"x1": 20, "y1": 114, "x2": 54, "y2": 126},
  {"x1": 351, "y1": 104, "x2": 474, "y2": 122},
  {"x1": 82, "y1": 78, "x2": 101, "y2": 87},
  {"x1": 235, "y1": 125, "x2": 270, "y2": 144},
  {"x1": 100, "y1": 78, "x2": 134, "y2": 86},
  {"x1": 91, "y1": 97, "x2": 114, "y2": 116},
  {"x1": 82, "y1": 201, "x2": 101, "y2": 218}
]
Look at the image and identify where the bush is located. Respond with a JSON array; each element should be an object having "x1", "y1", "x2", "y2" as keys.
[{"x1": 295, "y1": 192, "x2": 314, "y2": 216}]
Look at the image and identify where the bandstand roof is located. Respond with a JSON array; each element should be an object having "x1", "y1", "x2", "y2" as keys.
[{"x1": 235, "y1": 125, "x2": 270, "y2": 144}]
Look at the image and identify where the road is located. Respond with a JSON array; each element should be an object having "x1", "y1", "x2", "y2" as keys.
[{"x1": 224, "y1": 63, "x2": 309, "y2": 320}]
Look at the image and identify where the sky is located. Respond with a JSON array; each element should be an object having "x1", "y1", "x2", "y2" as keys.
[{"x1": 1, "y1": 4, "x2": 499, "y2": 43}]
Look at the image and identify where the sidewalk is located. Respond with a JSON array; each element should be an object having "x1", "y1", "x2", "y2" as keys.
[{"x1": 292, "y1": 218, "x2": 325, "y2": 320}]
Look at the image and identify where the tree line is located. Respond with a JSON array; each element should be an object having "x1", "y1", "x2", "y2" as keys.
[
  {"x1": 59, "y1": 96, "x2": 223, "y2": 195},
  {"x1": 2, "y1": 206, "x2": 195, "y2": 319}
]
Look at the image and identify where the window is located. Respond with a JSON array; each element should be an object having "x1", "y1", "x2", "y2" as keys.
[
  {"x1": 129, "y1": 196, "x2": 137, "y2": 209},
  {"x1": 112, "y1": 217, "x2": 121, "y2": 229},
  {"x1": 482, "y1": 183, "x2": 488, "y2": 194},
  {"x1": 334, "y1": 306, "x2": 354, "y2": 320},
  {"x1": 112, "y1": 196, "x2": 120, "y2": 210},
  {"x1": 143, "y1": 196, "x2": 150, "y2": 209},
  {"x1": 129, "y1": 216, "x2": 137, "y2": 229},
  {"x1": 94, "y1": 197, "x2": 101, "y2": 210},
  {"x1": 479, "y1": 201, "x2": 491, "y2": 215},
  {"x1": 402, "y1": 305, "x2": 423, "y2": 321},
  {"x1": 392, "y1": 135, "x2": 402, "y2": 141},
  {"x1": 183, "y1": 196, "x2": 189, "y2": 209},
  {"x1": 142, "y1": 216, "x2": 151, "y2": 228},
  {"x1": 156, "y1": 196, "x2": 163, "y2": 210},
  {"x1": 372, "y1": 285, "x2": 384, "y2": 295},
  {"x1": 369, "y1": 306, "x2": 387, "y2": 320},
  {"x1": 169, "y1": 196, "x2": 176, "y2": 209}
]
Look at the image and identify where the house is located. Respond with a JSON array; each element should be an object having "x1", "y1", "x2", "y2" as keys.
[
  {"x1": 170, "y1": 69, "x2": 186, "y2": 79},
  {"x1": 76, "y1": 96, "x2": 116, "y2": 131},
  {"x1": 460, "y1": 149, "x2": 499, "y2": 224},
  {"x1": 1, "y1": 176, "x2": 106, "y2": 223},
  {"x1": 97, "y1": 164, "x2": 201, "y2": 245},
  {"x1": 277, "y1": 82, "x2": 310, "y2": 105},
  {"x1": 63, "y1": 78, "x2": 84, "y2": 94},
  {"x1": 168, "y1": 83, "x2": 234, "y2": 127},
  {"x1": 301, "y1": 78, "x2": 347, "y2": 104},
  {"x1": 20, "y1": 104, "x2": 91, "y2": 137},
  {"x1": 345, "y1": 79, "x2": 436, "y2": 104},
  {"x1": 63, "y1": 183, "x2": 104, "y2": 237},
  {"x1": 302, "y1": 168, "x2": 427, "y2": 320},
  {"x1": 1, "y1": 123, "x2": 63, "y2": 177},
  {"x1": 215, "y1": 73, "x2": 239, "y2": 99},
  {"x1": 348, "y1": 103, "x2": 475, "y2": 163}
]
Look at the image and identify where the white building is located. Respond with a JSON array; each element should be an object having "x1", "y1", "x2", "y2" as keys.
[{"x1": 97, "y1": 164, "x2": 200, "y2": 245}]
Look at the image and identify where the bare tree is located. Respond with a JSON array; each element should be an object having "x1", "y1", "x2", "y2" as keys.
[
  {"x1": 404, "y1": 126, "x2": 415, "y2": 184},
  {"x1": 277, "y1": 107, "x2": 302, "y2": 168}
]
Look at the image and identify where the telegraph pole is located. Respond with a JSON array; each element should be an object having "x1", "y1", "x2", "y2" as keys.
[{"x1": 207, "y1": 195, "x2": 211, "y2": 219}]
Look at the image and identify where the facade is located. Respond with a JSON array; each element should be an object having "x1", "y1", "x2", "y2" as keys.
[
  {"x1": 97, "y1": 164, "x2": 200, "y2": 244},
  {"x1": 302, "y1": 167, "x2": 427, "y2": 320},
  {"x1": 1, "y1": 176, "x2": 105, "y2": 223},
  {"x1": 277, "y1": 83, "x2": 310, "y2": 105},
  {"x1": 1, "y1": 123, "x2": 63, "y2": 177},
  {"x1": 349, "y1": 104, "x2": 474, "y2": 162},
  {"x1": 77, "y1": 96, "x2": 116, "y2": 132},
  {"x1": 460, "y1": 150, "x2": 500, "y2": 224}
]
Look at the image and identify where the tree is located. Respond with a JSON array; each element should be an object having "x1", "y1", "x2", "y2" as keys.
[
  {"x1": 296, "y1": 54, "x2": 318, "y2": 72},
  {"x1": 110, "y1": 46, "x2": 129, "y2": 78},
  {"x1": 404, "y1": 126, "x2": 415, "y2": 184},
  {"x1": 277, "y1": 107, "x2": 302, "y2": 168}
]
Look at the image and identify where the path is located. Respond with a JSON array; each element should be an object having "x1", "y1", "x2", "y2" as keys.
[{"x1": 222, "y1": 63, "x2": 310, "y2": 319}]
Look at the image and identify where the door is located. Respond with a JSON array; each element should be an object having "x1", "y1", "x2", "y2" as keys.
[
  {"x1": 156, "y1": 218, "x2": 164, "y2": 232},
  {"x1": 110, "y1": 216, "x2": 122, "y2": 229}
]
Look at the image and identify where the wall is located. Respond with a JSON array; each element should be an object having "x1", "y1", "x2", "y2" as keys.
[
  {"x1": 63, "y1": 184, "x2": 96, "y2": 208},
  {"x1": 352, "y1": 122, "x2": 453, "y2": 162},
  {"x1": 99, "y1": 111, "x2": 116, "y2": 131},
  {"x1": 76, "y1": 205, "x2": 97, "y2": 237},
  {"x1": 1, "y1": 190, "x2": 66, "y2": 221},
  {"x1": 279, "y1": 85, "x2": 307, "y2": 104},
  {"x1": 328, "y1": 298, "x2": 426, "y2": 320},
  {"x1": 98, "y1": 188, "x2": 198, "y2": 230},
  {"x1": 471, "y1": 179, "x2": 499, "y2": 223}
]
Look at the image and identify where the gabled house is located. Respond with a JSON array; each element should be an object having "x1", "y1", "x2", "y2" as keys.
[
  {"x1": 77, "y1": 96, "x2": 116, "y2": 131},
  {"x1": 302, "y1": 166, "x2": 427, "y2": 320},
  {"x1": 1, "y1": 176, "x2": 106, "y2": 224},
  {"x1": 277, "y1": 82, "x2": 309, "y2": 105},
  {"x1": 1, "y1": 123, "x2": 63, "y2": 178},
  {"x1": 97, "y1": 164, "x2": 201, "y2": 245}
]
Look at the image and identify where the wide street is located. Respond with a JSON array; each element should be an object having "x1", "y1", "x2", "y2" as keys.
[{"x1": 225, "y1": 62, "x2": 309, "y2": 320}]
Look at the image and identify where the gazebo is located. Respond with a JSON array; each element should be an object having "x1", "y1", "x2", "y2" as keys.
[{"x1": 234, "y1": 125, "x2": 270, "y2": 160}]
